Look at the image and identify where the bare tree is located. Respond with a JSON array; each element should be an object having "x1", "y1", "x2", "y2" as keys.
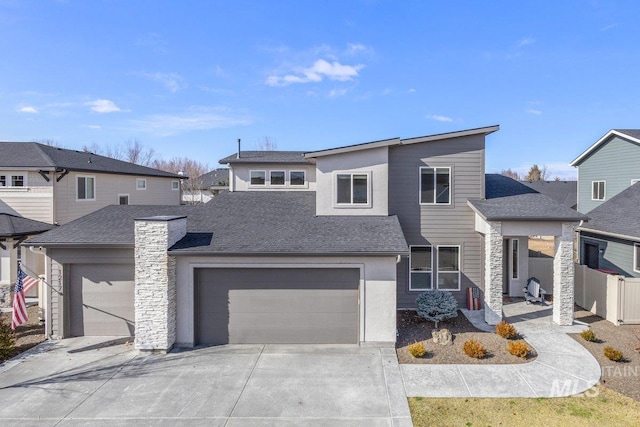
[
  {"x1": 81, "y1": 139, "x2": 155, "y2": 166},
  {"x1": 256, "y1": 137, "x2": 277, "y2": 151},
  {"x1": 153, "y1": 157, "x2": 209, "y2": 205},
  {"x1": 501, "y1": 168, "x2": 521, "y2": 180},
  {"x1": 524, "y1": 164, "x2": 548, "y2": 181},
  {"x1": 37, "y1": 138, "x2": 62, "y2": 148}
]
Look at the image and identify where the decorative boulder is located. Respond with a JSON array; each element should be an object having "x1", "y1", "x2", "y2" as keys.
[{"x1": 432, "y1": 328, "x2": 452, "y2": 346}]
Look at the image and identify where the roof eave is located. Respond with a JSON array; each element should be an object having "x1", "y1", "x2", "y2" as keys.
[
  {"x1": 577, "y1": 227, "x2": 640, "y2": 243},
  {"x1": 22, "y1": 242, "x2": 133, "y2": 248},
  {"x1": 570, "y1": 129, "x2": 640, "y2": 166},
  {"x1": 304, "y1": 138, "x2": 401, "y2": 158},
  {"x1": 168, "y1": 250, "x2": 409, "y2": 256},
  {"x1": 400, "y1": 125, "x2": 500, "y2": 145}
]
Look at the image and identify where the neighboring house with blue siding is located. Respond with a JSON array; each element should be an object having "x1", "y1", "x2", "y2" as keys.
[
  {"x1": 570, "y1": 129, "x2": 640, "y2": 214},
  {"x1": 572, "y1": 129, "x2": 640, "y2": 277}
]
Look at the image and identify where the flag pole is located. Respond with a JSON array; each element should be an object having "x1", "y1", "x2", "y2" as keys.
[{"x1": 20, "y1": 262, "x2": 63, "y2": 296}]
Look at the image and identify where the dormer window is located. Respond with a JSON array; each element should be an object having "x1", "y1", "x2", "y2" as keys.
[
  {"x1": 270, "y1": 171, "x2": 285, "y2": 186},
  {"x1": 336, "y1": 173, "x2": 369, "y2": 205},
  {"x1": 250, "y1": 171, "x2": 266, "y2": 186}
]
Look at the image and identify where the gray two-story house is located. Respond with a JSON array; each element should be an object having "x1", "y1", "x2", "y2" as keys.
[
  {"x1": 571, "y1": 129, "x2": 640, "y2": 277},
  {"x1": 27, "y1": 126, "x2": 584, "y2": 350}
]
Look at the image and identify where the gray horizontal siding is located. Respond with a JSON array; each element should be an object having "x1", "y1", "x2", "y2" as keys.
[
  {"x1": 578, "y1": 136, "x2": 640, "y2": 213},
  {"x1": 580, "y1": 232, "x2": 639, "y2": 278},
  {"x1": 389, "y1": 134, "x2": 485, "y2": 309}
]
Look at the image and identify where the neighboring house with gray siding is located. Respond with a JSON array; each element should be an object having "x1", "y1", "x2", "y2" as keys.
[
  {"x1": 571, "y1": 129, "x2": 640, "y2": 214},
  {"x1": 572, "y1": 130, "x2": 640, "y2": 278},
  {"x1": 0, "y1": 141, "x2": 183, "y2": 307},
  {"x1": 27, "y1": 125, "x2": 585, "y2": 351},
  {"x1": 182, "y1": 168, "x2": 230, "y2": 204}
]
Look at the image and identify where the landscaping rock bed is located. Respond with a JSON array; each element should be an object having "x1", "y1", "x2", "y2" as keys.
[{"x1": 396, "y1": 309, "x2": 537, "y2": 364}]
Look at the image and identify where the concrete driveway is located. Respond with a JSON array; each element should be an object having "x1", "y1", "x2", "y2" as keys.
[{"x1": 0, "y1": 338, "x2": 411, "y2": 426}]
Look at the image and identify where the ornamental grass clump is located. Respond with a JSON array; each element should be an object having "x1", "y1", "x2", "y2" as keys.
[
  {"x1": 604, "y1": 346, "x2": 624, "y2": 362},
  {"x1": 496, "y1": 321, "x2": 517, "y2": 339},
  {"x1": 580, "y1": 329, "x2": 596, "y2": 342},
  {"x1": 416, "y1": 290, "x2": 458, "y2": 329},
  {"x1": 508, "y1": 340, "x2": 529, "y2": 359},
  {"x1": 463, "y1": 339, "x2": 486, "y2": 359},
  {"x1": 407, "y1": 341, "x2": 427, "y2": 358}
]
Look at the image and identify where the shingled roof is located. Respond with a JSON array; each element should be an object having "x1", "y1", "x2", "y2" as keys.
[
  {"x1": 467, "y1": 175, "x2": 588, "y2": 222},
  {"x1": 197, "y1": 168, "x2": 229, "y2": 188},
  {"x1": 219, "y1": 151, "x2": 310, "y2": 165},
  {"x1": 519, "y1": 180, "x2": 577, "y2": 209},
  {"x1": 26, "y1": 192, "x2": 409, "y2": 255},
  {"x1": 578, "y1": 182, "x2": 640, "y2": 241},
  {"x1": 0, "y1": 142, "x2": 182, "y2": 178},
  {"x1": 0, "y1": 214, "x2": 54, "y2": 238}
]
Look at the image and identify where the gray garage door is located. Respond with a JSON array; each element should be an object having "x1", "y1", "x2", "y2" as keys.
[
  {"x1": 69, "y1": 264, "x2": 135, "y2": 337},
  {"x1": 195, "y1": 268, "x2": 359, "y2": 345}
]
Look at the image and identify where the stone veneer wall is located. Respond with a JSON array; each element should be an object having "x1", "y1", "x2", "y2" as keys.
[
  {"x1": 484, "y1": 221, "x2": 503, "y2": 325},
  {"x1": 553, "y1": 222, "x2": 575, "y2": 325},
  {"x1": 134, "y1": 216, "x2": 186, "y2": 351}
]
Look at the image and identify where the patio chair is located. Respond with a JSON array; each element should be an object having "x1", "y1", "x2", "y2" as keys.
[{"x1": 523, "y1": 277, "x2": 547, "y2": 304}]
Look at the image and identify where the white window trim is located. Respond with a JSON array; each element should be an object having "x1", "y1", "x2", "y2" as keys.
[
  {"x1": 511, "y1": 239, "x2": 519, "y2": 280},
  {"x1": 634, "y1": 243, "x2": 640, "y2": 273},
  {"x1": 631, "y1": 179, "x2": 640, "y2": 186},
  {"x1": 591, "y1": 180, "x2": 605, "y2": 201},
  {"x1": 419, "y1": 166, "x2": 452, "y2": 205},
  {"x1": 334, "y1": 171, "x2": 372, "y2": 207},
  {"x1": 249, "y1": 170, "x2": 266, "y2": 187},
  {"x1": 289, "y1": 170, "x2": 307, "y2": 187},
  {"x1": 0, "y1": 173, "x2": 27, "y2": 188},
  {"x1": 76, "y1": 175, "x2": 96, "y2": 201},
  {"x1": 436, "y1": 245, "x2": 461, "y2": 291},
  {"x1": 172, "y1": 180, "x2": 180, "y2": 190},
  {"x1": 136, "y1": 178, "x2": 147, "y2": 190},
  {"x1": 118, "y1": 194, "x2": 129, "y2": 205},
  {"x1": 269, "y1": 170, "x2": 286, "y2": 186},
  {"x1": 409, "y1": 245, "x2": 433, "y2": 291}
]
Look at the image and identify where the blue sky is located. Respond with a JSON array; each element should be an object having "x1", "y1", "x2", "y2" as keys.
[{"x1": 2, "y1": 1, "x2": 639, "y2": 179}]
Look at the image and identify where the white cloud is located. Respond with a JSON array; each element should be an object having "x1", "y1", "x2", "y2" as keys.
[
  {"x1": 329, "y1": 88, "x2": 348, "y2": 98},
  {"x1": 138, "y1": 72, "x2": 186, "y2": 93},
  {"x1": 346, "y1": 43, "x2": 373, "y2": 56},
  {"x1": 518, "y1": 37, "x2": 536, "y2": 47},
  {"x1": 407, "y1": 88, "x2": 416, "y2": 94},
  {"x1": 86, "y1": 99, "x2": 123, "y2": 113},
  {"x1": 84, "y1": 124, "x2": 101, "y2": 129},
  {"x1": 17, "y1": 106, "x2": 38, "y2": 113},
  {"x1": 130, "y1": 108, "x2": 251, "y2": 136},
  {"x1": 266, "y1": 59, "x2": 364, "y2": 87},
  {"x1": 600, "y1": 23, "x2": 619, "y2": 31},
  {"x1": 525, "y1": 108, "x2": 542, "y2": 115},
  {"x1": 427, "y1": 114, "x2": 453, "y2": 122}
]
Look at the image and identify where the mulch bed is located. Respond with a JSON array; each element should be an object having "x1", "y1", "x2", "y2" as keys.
[
  {"x1": 396, "y1": 310, "x2": 537, "y2": 364},
  {"x1": 570, "y1": 307, "x2": 640, "y2": 401},
  {"x1": 0, "y1": 305, "x2": 46, "y2": 363}
]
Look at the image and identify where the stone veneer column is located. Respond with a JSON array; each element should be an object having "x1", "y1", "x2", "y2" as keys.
[
  {"x1": 134, "y1": 216, "x2": 187, "y2": 352},
  {"x1": 553, "y1": 222, "x2": 575, "y2": 326},
  {"x1": 484, "y1": 221, "x2": 503, "y2": 325}
]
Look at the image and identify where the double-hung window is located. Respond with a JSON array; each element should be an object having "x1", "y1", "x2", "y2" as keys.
[
  {"x1": 437, "y1": 246, "x2": 460, "y2": 290},
  {"x1": 0, "y1": 174, "x2": 26, "y2": 187},
  {"x1": 77, "y1": 176, "x2": 95, "y2": 200},
  {"x1": 420, "y1": 167, "x2": 451, "y2": 204},
  {"x1": 336, "y1": 173, "x2": 368, "y2": 205},
  {"x1": 592, "y1": 181, "x2": 605, "y2": 200},
  {"x1": 410, "y1": 246, "x2": 432, "y2": 290}
]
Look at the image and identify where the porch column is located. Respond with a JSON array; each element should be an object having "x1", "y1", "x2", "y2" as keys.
[
  {"x1": 484, "y1": 221, "x2": 503, "y2": 325},
  {"x1": 134, "y1": 215, "x2": 187, "y2": 352},
  {"x1": 0, "y1": 240, "x2": 17, "y2": 308},
  {"x1": 552, "y1": 222, "x2": 575, "y2": 325}
]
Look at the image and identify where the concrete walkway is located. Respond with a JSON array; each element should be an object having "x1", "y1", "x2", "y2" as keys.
[{"x1": 401, "y1": 301, "x2": 602, "y2": 398}]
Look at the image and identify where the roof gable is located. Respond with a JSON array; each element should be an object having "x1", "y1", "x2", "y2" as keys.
[
  {"x1": 570, "y1": 129, "x2": 640, "y2": 167},
  {"x1": 578, "y1": 182, "x2": 640, "y2": 241}
]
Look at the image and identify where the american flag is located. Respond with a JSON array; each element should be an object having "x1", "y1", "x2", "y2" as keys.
[{"x1": 11, "y1": 261, "x2": 36, "y2": 330}]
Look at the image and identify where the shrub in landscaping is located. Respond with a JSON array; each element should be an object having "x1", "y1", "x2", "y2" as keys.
[
  {"x1": 0, "y1": 319, "x2": 15, "y2": 360},
  {"x1": 416, "y1": 290, "x2": 458, "y2": 329},
  {"x1": 463, "y1": 339, "x2": 486, "y2": 359},
  {"x1": 604, "y1": 346, "x2": 624, "y2": 362},
  {"x1": 496, "y1": 321, "x2": 517, "y2": 339},
  {"x1": 580, "y1": 329, "x2": 596, "y2": 342},
  {"x1": 507, "y1": 340, "x2": 529, "y2": 358},
  {"x1": 407, "y1": 341, "x2": 427, "y2": 358}
]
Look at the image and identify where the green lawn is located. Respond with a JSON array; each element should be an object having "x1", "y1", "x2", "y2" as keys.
[{"x1": 409, "y1": 386, "x2": 640, "y2": 427}]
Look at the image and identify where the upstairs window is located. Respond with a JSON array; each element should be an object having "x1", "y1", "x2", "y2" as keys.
[
  {"x1": 0, "y1": 174, "x2": 26, "y2": 187},
  {"x1": 634, "y1": 243, "x2": 640, "y2": 273},
  {"x1": 437, "y1": 246, "x2": 461, "y2": 290},
  {"x1": 77, "y1": 176, "x2": 95, "y2": 200},
  {"x1": 136, "y1": 178, "x2": 147, "y2": 190},
  {"x1": 250, "y1": 170, "x2": 266, "y2": 186},
  {"x1": 11, "y1": 175, "x2": 25, "y2": 187},
  {"x1": 172, "y1": 181, "x2": 180, "y2": 190},
  {"x1": 336, "y1": 173, "x2": 368, "y2": 205},
  {"x1": 410, "y1": 246, "x2": 432, "y2": 290},
  {"x1": 0, "y1": 176, "x2": 4, "y2": 186},
  {"x1": 592, "y1": 181, "x2": 605, "y2": 200},
  {"x1": 420, "y1": 167, "x2": 451, "y2": 204},
  {"x1": 270, "y1": 171, "x2": 285, "y2": 186},
  {"x1": 290, "y1": 171, "x2": 306, "y2": 186},
  {"x1": 119, "y1": 194, "x2": 129, "y2": 205}
]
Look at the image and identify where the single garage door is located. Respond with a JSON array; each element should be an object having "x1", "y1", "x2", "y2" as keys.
[
  {"x1": 68, "y1": 264, "x2": 135, "y2": 337},
  {"x1": 195, "y1": 268, "x2": 359, "y2": 345}
]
